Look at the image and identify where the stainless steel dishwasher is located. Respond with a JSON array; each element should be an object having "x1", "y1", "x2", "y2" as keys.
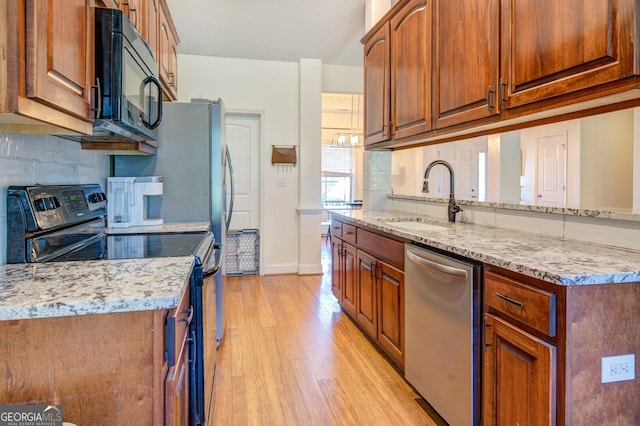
[{"x1": 405, "y1": 243, "x2": 482, "y2": 426}]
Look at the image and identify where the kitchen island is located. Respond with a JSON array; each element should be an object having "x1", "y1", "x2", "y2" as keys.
[
  {"x1": 330, "y1": 209, "x2": 640, "y2": 285},
  {"x1": 0, "y1": 256, "x2": 195, "y2": 425},
  {"x1": 329, "y1": 208, "x2": 640, "y2": 425}
]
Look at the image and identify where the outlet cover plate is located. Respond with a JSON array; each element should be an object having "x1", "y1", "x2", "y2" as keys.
[{"x1": 601, "y1": 354, "x2": 635, "y2": 383}]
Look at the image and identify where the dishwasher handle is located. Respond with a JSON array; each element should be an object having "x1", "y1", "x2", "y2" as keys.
[{"x1": 406, "y1": 249, "x2": 468, "y2": 279}]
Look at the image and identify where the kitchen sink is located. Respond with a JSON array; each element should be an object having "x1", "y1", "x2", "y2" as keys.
[{"x1": 385, "y1": 221, "x2": 449, "y2": 232}]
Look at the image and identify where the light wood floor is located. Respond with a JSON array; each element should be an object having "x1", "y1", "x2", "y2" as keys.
[{"x1": 209, "y1": 240, "x2": 438, "y2": 425}]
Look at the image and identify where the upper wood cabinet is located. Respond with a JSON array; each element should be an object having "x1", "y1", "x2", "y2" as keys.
[
  {"x1": 145, "y1": 0, "x2": 160, "y2": 61},
  {"x1": 120, "y1": 0, "x2": 143, "y2": 35},
  {"x1": 363, "y1": 0, "x2": 431, "y2": 146},
  {"x1": 363, "y1": 0, "x2": 640, "y2": 150},
  {"x1": 432, "y1": 0, "x2": 499, "y2": 128},
  {"x1": 363, "y1": 23, "x2": 390, "y2": 145},
  {"x1": 500, "y1": 0, "x2": 636, "y2": 109},
  {"x1": 159, "y1": 0, "x2": 180, "y2": 101},
  {"x1": 0, "y1": 0, "x2": 94, "y2": 135},
  {"x1": 390, "y1": 0, "x2": 432, "y2": 139}
]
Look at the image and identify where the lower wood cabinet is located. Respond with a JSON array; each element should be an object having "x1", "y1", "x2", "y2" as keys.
[
  {"x1": 483, "y1": 313, "x2": 556, "y2": 426},
  {"x1": 376, "y1": 261, "x2": 404, "y2": 365},
  {"x1": 484, "y1": 266, "x2": 640, "y2": 425},
  {"x1": 331, "y1": 238, "x2": 357, "y2": 318},
  {"x1": 356, "y1": 249, "x2": 377, "y2": 337},
  {"x1": 331, "y1": 218, "x2": 406, "y2": 369},
  {"x1": 165, "y1": 334, "x2": 189, "y2": 426},
  {"x1": 0, "y1": 280, "x2": 192, "y2": 425}
]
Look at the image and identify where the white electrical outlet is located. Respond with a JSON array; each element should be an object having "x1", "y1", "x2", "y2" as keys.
[{"x1": 601, "y1": 354, "x2": 635, "y2": 383}]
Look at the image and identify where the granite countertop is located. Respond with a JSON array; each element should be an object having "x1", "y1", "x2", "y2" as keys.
[
  {"x1": 330, "y1": 209, "x2": 640, "y2": 286},
  {"x1": 0, "y1": 256, "x2": 194, "y2": 321},
  {"x1": 106, "y1": 221, "x2": 211, "y2": 234}
]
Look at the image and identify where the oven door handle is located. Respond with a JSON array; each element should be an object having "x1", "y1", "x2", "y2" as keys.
[{"x1": 203, "y1": 243, "x2": 222, "y2": 277}]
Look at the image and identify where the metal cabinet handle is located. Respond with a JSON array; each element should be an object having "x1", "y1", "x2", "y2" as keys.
[
  {"x1": 487, "y1": 85, "x2": 495, "y2": 113},
  {"x1": 180, "y1": 306, "x2": 194, "y2": 324},
  {"x1": 499, "y1": 78, "x2": 507, "y2": 108},
  {"x1": 495, "y1": 292, "x2": 524, "y2": 309},
  {"x1": 406, "y1": 250, "x2": 468, "y2": 279}
]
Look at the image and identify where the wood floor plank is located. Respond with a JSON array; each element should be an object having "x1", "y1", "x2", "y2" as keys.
[{"x1": 209, "y1": 242, "x2": 436, "y2": 425}]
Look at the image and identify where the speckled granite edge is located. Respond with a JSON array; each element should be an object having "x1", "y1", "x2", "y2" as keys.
[
  {"x1": 329, "y1": 209, "x2": 640, "y2": 286},
  {"x1": 0, "y1": 256, "x2": 195, "y2": 321},
  {"x1": 388, "y1": 194, "x2": 640, "y2": 222}
]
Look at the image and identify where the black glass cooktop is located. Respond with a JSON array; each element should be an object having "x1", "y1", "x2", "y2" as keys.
[{"x1": 53, "y1": 233, "x2": 207, "y2": 262}]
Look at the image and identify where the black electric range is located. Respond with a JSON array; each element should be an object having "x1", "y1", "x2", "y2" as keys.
[{"x1": 6, "y1": 184, "x2": 217, "y2": 426}]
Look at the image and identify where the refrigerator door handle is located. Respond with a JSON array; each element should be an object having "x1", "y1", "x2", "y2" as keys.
[{"x1": 225, "y1": 146, "x2": 235, "y2": 232}]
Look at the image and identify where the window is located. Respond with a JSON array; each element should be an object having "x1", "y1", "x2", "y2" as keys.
[{"x1": 321, "y1": 145, "x2": 353, "y2": 205}]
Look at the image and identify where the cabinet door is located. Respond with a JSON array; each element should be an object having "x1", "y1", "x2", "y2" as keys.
[
  {"x1": 165, "y1": 338, "x2": 190, "y2": 426},
  {"x1": 121, "y1": 0, "x2": 143, "y2": 35},
  {"x1": 331, "y1": 238, "x2": 343, "y2": 301},
  {"x1": 433, "y1": 0, "x2": 500, "y2": 128},
  {"x1": 390, "y1": 0, "x2": 432, "y2": 139},
  {"x1": 483, "y1": 313, "x2": 556, "y2": 426},
  {"x1": 145, "y1": 0, "x2": 159, "y2": 61},
  {"x1": 355, "y1": 250, "x2": 377, "y2": 337},
  {"x1": 377, "y1": 261, "x2": 404, "y2": 368},
  {"x1": 24, "y1": 0, "x2": 93, "y2": 122},
  {"x1": 363, "y1": 23, "x2": 390, "y2": 146},
  {"x1": 159, "y1": 3, "x2": 178, "y2": 101},
  {"x1": 500, "y1": 0, "x2": 636, "y2": 110},
  {"x1": 342, "y1": 244, "x2": 358, "y2": 317}
]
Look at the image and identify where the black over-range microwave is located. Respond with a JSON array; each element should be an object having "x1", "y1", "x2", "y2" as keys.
[{"x1": 88, "y1": 7, "x2": 163, "y2": 143}]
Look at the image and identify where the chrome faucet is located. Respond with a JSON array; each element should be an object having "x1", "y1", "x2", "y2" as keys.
[{"x1": 423, "y1": 160, "x2": 462, "y2": 222}]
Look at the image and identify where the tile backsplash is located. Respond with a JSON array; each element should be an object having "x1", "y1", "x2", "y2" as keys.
[{"x1": 0, "y1": 134, "x2": 110, "y2": 264}]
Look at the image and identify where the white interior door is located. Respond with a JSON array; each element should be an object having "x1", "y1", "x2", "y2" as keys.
[
  {"x1": 536, "y1": 132, "x2": 567, "y2": 207},
  {"x1": 226, "y1": 113, "x2": 260, "y2": 230},
  {"x1": 435, "y1": 142, "x2": 484, "y2": 200}
]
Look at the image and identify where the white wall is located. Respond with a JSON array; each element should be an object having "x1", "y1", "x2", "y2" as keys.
[
  {"x1": 177, "y1": 54, "x2": 363, "y2": 275},
  {"x1": 580, "y1": 109, "x2": 633, "y2": 210},
  {"x1": 0, "y1": 134, "x2": 110, "y2": 264}
]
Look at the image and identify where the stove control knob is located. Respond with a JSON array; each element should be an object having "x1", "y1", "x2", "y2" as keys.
[
  {"x1": 35, "y1": 197, "x2": 60, "y2": 211},
  {"x1": 89, "y1": 192, "x2": 107, "y2": 203},
  {"x1": 34, "y1": 198, "x2": 46, "y2": 211}
]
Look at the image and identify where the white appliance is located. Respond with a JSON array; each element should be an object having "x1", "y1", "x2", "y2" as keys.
[{"x1": 107, "y1": 176, "x2": 164, "y2": 228}]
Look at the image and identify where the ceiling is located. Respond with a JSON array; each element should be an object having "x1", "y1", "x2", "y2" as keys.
[{"x1": 165, "y1": 0, "x2": 366, "y2": 67}]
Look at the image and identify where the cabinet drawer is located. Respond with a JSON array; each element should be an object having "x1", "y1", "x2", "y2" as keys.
[
  {"x1": 357, "y1": 228, "x2": 404, "y2": 270},
  {"x1": 485, "y1": 272, "x2": 556, "y2": 337},
  {"x1": 342, "y1": 224, "x2": 357, "y2": 244},
  {"x1": 331, "y1": 219, "x2": 343, "y2": 239},
  {"x1": 165, "y1": 282, "x2": 192, "y2": 367}
]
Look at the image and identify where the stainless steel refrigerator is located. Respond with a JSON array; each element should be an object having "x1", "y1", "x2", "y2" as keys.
[{"x1": 114, "y1": 99, "x2": 233, "y2": 349}]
